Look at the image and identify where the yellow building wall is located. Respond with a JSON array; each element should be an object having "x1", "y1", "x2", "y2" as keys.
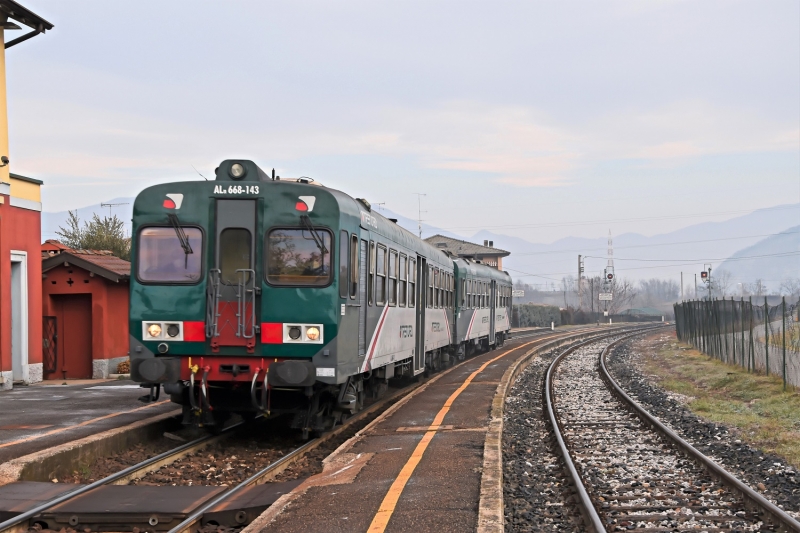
[{"x1": 9, "y1": 176, "x2": 41, "y2": 202}]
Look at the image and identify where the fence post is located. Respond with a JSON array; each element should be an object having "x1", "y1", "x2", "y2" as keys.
[
  {"x1": 749, "y1": 297, "x2": 754, "y2": 372},
  {"x1": 783, "y1": 296, "x2": 787, "y2": 390},
  {"x1": 731, "y1": 297, "x2": 736, "y2": 366},
  {"x1": 764, "y1": 296, "x2": 770, "y2": 376},
  {"x1": 740, "y1": 297, "x2": 745, "y2": 370}
]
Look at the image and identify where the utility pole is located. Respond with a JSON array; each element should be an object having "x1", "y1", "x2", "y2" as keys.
[
  {"x1": 412, "y1": 193, "x2": 426, "y2": 238},
  {"x1": 577, "y1": 255, "x2": 584, "y2": 309}
]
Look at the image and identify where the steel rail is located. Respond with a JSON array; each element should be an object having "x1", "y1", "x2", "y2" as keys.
[
  {"x1": 543, "y1": 333, "x2": 632, "y2": 533},
  {"x1": 169, "y1": 323, "x2": 647, "y2": 533},
  {"x1": 599, "y1": 336, "x2": 800, "y2": 532},
  {"x1": 0, "y1": 419, "x2": 244, "y2": 533},
  {"x1": 167, "y1": 439, "x2": 318, "y2": 533}
]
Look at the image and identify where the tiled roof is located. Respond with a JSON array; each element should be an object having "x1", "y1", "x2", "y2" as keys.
[
  {"x1": 42, "y1": 249, "x2": 130, "y2": 282},
  {"x1": 72, "y1": 251, "x2": 131, "y2": 277},
  {"x1": 424, "y1": 234, "x2": 510, "y2": 257}
]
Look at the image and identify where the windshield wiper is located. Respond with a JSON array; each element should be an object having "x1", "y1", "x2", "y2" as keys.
[
  {"x1": 300, "y1": 214, "x2": 329, "y2": 255},
  {"x1": 168, "y1": 214, "x2": 193, "y2": 268}
]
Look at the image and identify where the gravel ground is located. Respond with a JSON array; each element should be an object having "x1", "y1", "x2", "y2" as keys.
[
  {"x1": 503, "y1": 343, "x2": 586, "y2": 532},
  {"x1": 607, "y1": 333, "x2": 800, "y2": 519}
]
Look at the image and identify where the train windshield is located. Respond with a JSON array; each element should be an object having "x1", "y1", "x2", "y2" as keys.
[
  {"x1": 266, "y1": 228, "x2": 332, "y2": 286},
  {"x1": 137, "y1": 227, "x2": 203, "y2": 283}
]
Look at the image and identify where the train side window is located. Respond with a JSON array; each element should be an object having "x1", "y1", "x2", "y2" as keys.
[
  {"x1": 408, "y1": 258, "x2": 416, "y2": 307},
  {"x1": 220, "y1": 228, "x2": 252, "y2": 285},
  {"x1": 433, "y1": 268, "x2": 442, "y2": 309},
  {"x1": 350, "y1": 234, "x2": 359, "y2": 299},
  {"x1": 339, "y1": 231, "x2": 348, "y2": 298},
  {"x1": 368, "y1": 241, "x2": 375, "y2": 305},
  {"x1": 376, "y1": 244, "x2": 387, "y2": 305},
  {"x1": 427, "y1": 266, "x2": 433, "y2": 308},
  {"x1": 467, "y1": 279, "x2": 472, "y2": 308},
  {"x1": 388, "y1": 249, "x2": 398, "y2": 306},
  {"x1": 461, "y1": 278, "x2": 466, "y2": 307},
  {"x1": 449, "y1": 273, "x2": 453, "y2": 308},
  {"x1": 399, "y1": 254, "x2": 407, "y2": 307}
]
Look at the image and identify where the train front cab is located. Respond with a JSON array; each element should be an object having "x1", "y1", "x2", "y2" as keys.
[{"x1": 130, "y1": 161, "x2": 358, "y2": 431}]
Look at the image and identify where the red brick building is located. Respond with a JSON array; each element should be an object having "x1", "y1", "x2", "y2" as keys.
[{"x1": 42, "y1": 245, "x2": 130, "y2": 379}]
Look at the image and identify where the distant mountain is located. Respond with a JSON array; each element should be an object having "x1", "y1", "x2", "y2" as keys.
[
  {"x1": 471, "y1": 204, "x2": 800, "y2": 286},
  {"x1": 40, "y1": 197, "x2": 799, "y2": 288},
  {"x1": 717, "y1": 226, "x2": 800, "y2": 286}
]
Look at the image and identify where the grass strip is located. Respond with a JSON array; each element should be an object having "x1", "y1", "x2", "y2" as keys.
[{"x1": 641, "y1": 333, "x2": 800, "y2": 468}]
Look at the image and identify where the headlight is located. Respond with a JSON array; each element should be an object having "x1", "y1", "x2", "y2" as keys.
[
  {"x1": 147, "y1": 324, "x2": 162, "y2": 338},
  {"x1": 288, "y1": 326, "x2": 302, "y2": 340},
  {"x1": 167, "y1": 324, "x2": 180, "y2": 338},
  {"x1": 306, "y1": 327, "x2": 320, "y2": 341},
  {"x1": 230, "y1": 163, "x2": 246, "y2": 179}
]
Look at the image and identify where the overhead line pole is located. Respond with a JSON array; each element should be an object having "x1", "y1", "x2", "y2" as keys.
[{"x1": 413, "y1": 193, "x2": 426, "y2": 238}]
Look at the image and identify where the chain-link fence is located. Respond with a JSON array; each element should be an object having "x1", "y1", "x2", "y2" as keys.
[{"x1": 674, "y1": 297, "x2": 800, "y2": 390}]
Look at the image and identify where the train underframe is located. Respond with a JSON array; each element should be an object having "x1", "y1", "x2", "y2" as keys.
[{"x1": 148, "y1": 333, "x2": 506, "y2": 438}]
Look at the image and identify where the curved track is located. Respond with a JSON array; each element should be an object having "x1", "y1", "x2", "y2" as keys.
[{"x1": 545, "y1": 333, "x2": 800, "y2": 533}]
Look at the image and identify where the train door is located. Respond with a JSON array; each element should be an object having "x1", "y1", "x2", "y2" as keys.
[
  {"x1": 414, "y1": 256, "x2": 426, "y2": 374},
  {"x1": 208, "y1": 199, "x2": 258, "y2": 353},
  {"x1": 489, "y1": 280, "x2": 496, "y2": 345},
  {"x1": 358, "y1": 239, "x2": 367, "y2": 356}
]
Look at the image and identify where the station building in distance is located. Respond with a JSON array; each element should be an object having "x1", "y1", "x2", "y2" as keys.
[{"x1": 424, "y1": 234, "x2": 510, "y2": 270}]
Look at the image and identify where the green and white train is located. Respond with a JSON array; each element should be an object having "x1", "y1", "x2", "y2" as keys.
[{"x1": 130, "y1": 160, "x2": 512, "y2": 435}]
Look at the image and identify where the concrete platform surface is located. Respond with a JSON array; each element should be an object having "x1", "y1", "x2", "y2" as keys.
[
  {"x1": 253, "y1": 334, "x2": 557, "y2": 533},
  {"x1": 0, "y1": 380, "x2": 176, "y2": 462}
]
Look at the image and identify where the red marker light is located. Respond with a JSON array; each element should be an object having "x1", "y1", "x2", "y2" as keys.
[
  {"x1": 163, "y1": 198, "x2": 176, "y2": 209},
  {"x1": 295, "y1": 201, "x2": 308, "y2": 211}
]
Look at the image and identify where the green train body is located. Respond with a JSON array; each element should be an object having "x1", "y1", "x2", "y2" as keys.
[{"x1": 130, "y1": 160, "x2": 512, "y2": 433}]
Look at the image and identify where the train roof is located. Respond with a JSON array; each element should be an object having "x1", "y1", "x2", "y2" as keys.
[{"x1": 452, "y1": 257, "x2": 512, "y2": 283}]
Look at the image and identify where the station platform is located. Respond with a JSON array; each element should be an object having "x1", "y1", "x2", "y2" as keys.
[
  {"x1": 250, "y1": 333, "x2": 556, "y2": 533},
  {"x1": 0, "y1": 380, "x2": 176, "y2": 463}
]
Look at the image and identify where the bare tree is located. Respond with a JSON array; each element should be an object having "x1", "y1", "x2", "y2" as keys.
[
  {"x1": 608, "y1": 278, "x2": 637, "y2": 314},
  {"x1": 779, "y1": 278, "x2": 800, "y2": 299},
  {"x1": 712, "y1": 269, "x2": 733, "y2": 298}
]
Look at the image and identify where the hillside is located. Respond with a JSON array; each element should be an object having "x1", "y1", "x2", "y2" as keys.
[{"x1": 717, "y1": 226, "x2": 800, "y2": 286}]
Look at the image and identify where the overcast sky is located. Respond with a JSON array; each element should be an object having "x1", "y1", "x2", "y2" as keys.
[{"x1": 8, "y1": 1, "x2": 800, "y2": 244}]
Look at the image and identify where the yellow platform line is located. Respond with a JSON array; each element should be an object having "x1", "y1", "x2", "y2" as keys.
[{"x1": 367, "y1": 339, "x2": 541, "y2": 533}]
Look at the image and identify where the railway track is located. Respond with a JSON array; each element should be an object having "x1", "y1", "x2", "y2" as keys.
[
  {"x1": 0, "y1": 325, "x2": 587, "y2": 533},
  {"x1": 545, "y1": 333, "x2": 800, "y2": 532}
]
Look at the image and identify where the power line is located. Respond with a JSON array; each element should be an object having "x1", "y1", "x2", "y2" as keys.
[
  {"x1": 511, "y1": 230, "x2": 800, "y2": 257},
  {"x1": 435, "y1": 204, "x2": 800, "y2": 232},
  {"x1": 584, "y1": 250, "x2": 800, "y2": 263}
]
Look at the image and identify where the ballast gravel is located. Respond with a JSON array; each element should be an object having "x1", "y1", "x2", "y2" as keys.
[
  {"x1": 607, "y1": 332, "x2": 800, "y2": 519},
  {"x1": 556, "y1": 339, "x2": 766, "y2": 531},
  {"x1": 503, "y1": 343, "x2": 585, "y2": 532}
]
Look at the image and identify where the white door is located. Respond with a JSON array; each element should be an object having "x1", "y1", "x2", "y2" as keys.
[{"x1": 10, "y1": 251, "x2": 28, "y2": 383}]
